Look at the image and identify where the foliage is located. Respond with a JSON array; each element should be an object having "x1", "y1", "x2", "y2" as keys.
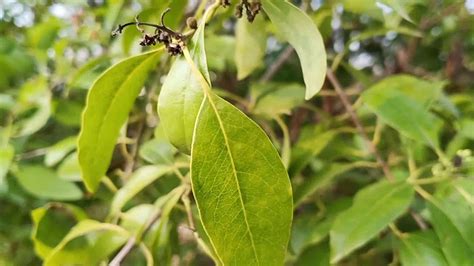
[{"x1": 1, "y1": 0, "x2": 474, "y2": 265}]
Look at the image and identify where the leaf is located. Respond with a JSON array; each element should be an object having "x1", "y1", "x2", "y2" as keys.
[
  {"x1": 78, "y1": 49, "x2": 162, "y2": 192},
  {"x1": 363, "y1": 75, "x2": 445, "y2": 108},
  {"x1": 251, "y1": 83, "x2": 306, "y2": 117},
  {"x1": 158, "y1": 20, "x2": 210, "y2": 154},
  {"x1": 295, "y1": 241, "x2": 330, "y2": 266},
  {"x1": 138, "y1": 125, "x2": 176, "y2": 165},
  {"x1": 184, "y1": 46, "x2": 293, "y2": 264},
  {"x1": 44, "y1": 219, "x2": 129, "y2": 266},
  {"x1": 399, "y1": 231, "x2": 449, "y2": 266},
  {"x1": 262, "y1": 0, "x2": 327, "y2": 99},
  {"x1": 0, "y1": 144, "x2": 14, "y2": 191},
  {"x1": 291, "y1": 198, "x2": 352, "y2": 255},
  {"x1": 15, "y1": 166, "x2": 82, "y2": 200},
  {"x1": 427, "y1": 179, "x2": 474, "y2": 265},
  {"x1": 44, "y1": 136, "x2": 77, "y2": 167},
  {"x1": 330, "y1": 180, "x2": 414, "y2": 263},
  {"x1": 57, "y1": 152, "x2": 81, "y2": 181},
  {"x1": 362, "y1": 85, "x2": 443, "y2": 148},
  {"x1": 235, "y1": 15, "x2": 267, "y2": 79},
  {"x1": 294, "y1": 162, "x2": 360, "y2": 206},
  {"x1": 31, "y1": 203, "x2": 88, "y2": 259},
  {"x1": 109, "y1": 165, "x2": 172, "y2": 216},
  {"x1": 289, "y1": 126, "x2": 338, "y2": 175}
]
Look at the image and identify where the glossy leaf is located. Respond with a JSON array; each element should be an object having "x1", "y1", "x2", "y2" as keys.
[
  {"x1": 109, "y1": 165, "x2": 172, "y2": 216},
  {"x1": 235, "y1": 15, "x2": 266, "y2": 80},
  {"x1": 399, "y1": 231, "x2": 448, "y2": 266},
  {"x1": 191, "y1": 90, "x2": 292, "y2": 264},
  {"x1": 262, "y1": 0, "x2": 327, "y2": 99},
  {"x1": 15, "y1": 166, "x2": 82, "y2": 200},
  {"x1": 78, "y1": 49, "x2": 162, "y2": 192},
  {"x1": 158, "y1": 20, "x2": 209, "y2": 154},
  {"x1": 330, "y1": 180, "x2": 414, "y2": 263}
]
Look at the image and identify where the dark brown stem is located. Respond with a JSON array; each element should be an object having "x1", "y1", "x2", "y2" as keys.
[{"x1": 326, "y1": 69, "x2": 394, "y2": 181}]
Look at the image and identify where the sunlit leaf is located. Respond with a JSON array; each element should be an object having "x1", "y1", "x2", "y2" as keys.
[
  {"x1": 44, "y1": 136, "x2": 77, "y2": 167},
  {"x1": 262, "y1": 0, "x2": 327, "y2": 99},
  {"x1": 399, "y1": 231, "x2": 449, "y2": 266},
  {"x1": 78, "y1": 49, "x2": 162, "y2": 192}
]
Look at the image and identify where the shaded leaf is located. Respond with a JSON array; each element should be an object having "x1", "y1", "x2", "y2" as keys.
[
  {"x1": 78, "y1": 49, "x2": 162, "y2": 192},
  {"x1": 57, "y1": 152, "x2": 81, "y2": 181},
  {"x1": 235, "y1": 15, "x2": 267, "y2": 79},
  {"x1": 262, "y1": 0, "x2": 327, "y2": 99},
  {"x1": 295, "y1": 241, "x2": 330, "y2": 266},
  {"x1": 399, "y1": 231, "x2": 448, "y2": 266},
  {"x1": 44, "y1": 136, "x2": 77, "y2": 167},
  {"x1": 15, "y1": 166, "x2": 82, "y2": 200},
  {"x1": 109, "y1": 165, "x2": 172, "y2": 216},
  {"x1": 0, "y1": 144, "x2": 14, "y2": 191},
  {"x1": 158, "y1": 20, "x2": 209, "y2": 154},
  {"x1": 330, "y1": 180, "x2": 414, "y2": 263}
]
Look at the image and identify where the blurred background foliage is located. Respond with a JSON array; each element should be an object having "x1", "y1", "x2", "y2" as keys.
[{"x1": 0, "y1": 0, "x2": 474, "y2": 265}]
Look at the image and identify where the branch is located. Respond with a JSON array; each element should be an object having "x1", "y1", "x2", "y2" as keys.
[
  {"x1": 326, "y1": 69, "x2": 394, "y2": 181},
  {"x1": 260, "y1": 47, "x2": 294, "y2": 83}
]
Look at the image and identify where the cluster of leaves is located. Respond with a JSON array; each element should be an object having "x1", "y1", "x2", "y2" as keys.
[{"x1": 1, "y1": 0, "x2": 474, "y2": 265}]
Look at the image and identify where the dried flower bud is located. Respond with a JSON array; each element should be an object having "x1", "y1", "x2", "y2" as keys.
[
  {"x1": 186, "y1": 17, "x2": 198, "y2": 30},
  {"x1": 235, "y1": 4, "x2": 243, "y2": 18}
]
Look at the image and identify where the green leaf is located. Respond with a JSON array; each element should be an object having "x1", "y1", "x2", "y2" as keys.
[
  {"x1": 290, "y1": 127, "x2": 338, "y2": 175},
  {"x1": 362, "y1": 84, "x2": 443, "y2": 148},
  {"x1": 427, "y1": 179, "x2": 474, "y2": 265},
  {"x1": 43, "y1": 220, "x2": 129, "y2": 266},
  {"x1": 191, "y1": 91, "x2": 293, "y2": 264},
  {"x1": 15, "y1": 166, "x2": 82, "y2": 200},
  {"x1": 235, "y1": 15, "x2": 267, "y2": 79},
  {"x1": 294, "y1": 162, "x2": 360, "y2": 206},
  {"x1": 78, "y1": 49, "x2": 162, "y2": 192},
  {"x1": 57, "y1": 152, "x2": 81, "y2": 181},
  {"x1": 330, "y1": 180, "x2": 414, "y2": 263},
  {"x1": 295, "y1": 241, "x2": 330, "y2": 266},
  {"x1": 399, "y1": 231, "x2": 448, "y2": 266},
  {"x1": 31, "y1": 203, "x2": 88, "y2": 259},
  {"x1": 109, "y1": 165, "x2": 172, "y2": 216},
  {"x1": 158, "y1": 20, "x2": 210, "y2": 154},
  {"x1": 251, "y1": 83, "x2": 306, "y2": 117},
  {"x1": 0, "y1": 144, "x2": 14, "y2": 191},
  {"x1": 44, "y1": 136, "x2": 77, "y2": 167},
  {"x1": 262, "y1": 0, "x2": 327, "y2": 99}
]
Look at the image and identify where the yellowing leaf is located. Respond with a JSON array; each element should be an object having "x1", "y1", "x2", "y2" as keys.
[
  {"x1": 262, "y1": 0, "x2": 327, "y2": 99},
  {"x1": 78, "y1": 49, "x2": 162, "y2": 192}
]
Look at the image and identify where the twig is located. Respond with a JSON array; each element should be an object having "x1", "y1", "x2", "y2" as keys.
[
  {"x1": 326, "y1": 69, "x2": 394, "y2": 181},
  {"x1": 410, "y1": 211, "x2": 428, "y2": 230},
  {"x1": 260, "y1": 46, "x2": 294, "y2": 82}
]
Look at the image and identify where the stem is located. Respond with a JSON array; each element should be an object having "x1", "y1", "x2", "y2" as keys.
[
  {"x1": 326, "y1": 69, "x2": 394, "y2": 181},
  {"x1": 273, "y1": 116, "x2": 291, "y2": 169}
]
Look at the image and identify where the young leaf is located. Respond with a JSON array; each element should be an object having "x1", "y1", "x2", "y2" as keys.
[
  {"x1": 262, "y1": 0, "x2": 327, "y2": 99},
  {"x1": 109, "y1": 165, "x2": 172, "y2": 216},
  {"x1": 158, "y1": 20, "x2": 209, "y2": 154},
  {"x1": 78, "y1": 49, "x2": 162, "y2": 192},
  {"x1": 330, "y1": 180, "x2": 414, "y2": 263},
  {"x1": 15, "y1": 166, "x2": 82, "y2": 200},
  {"x1": 185, "y1": 49, "x2": 293, "y2": 265},
  {"x1": 235, "y1": 15, "x2": 267, "y2": 80},
  {"x1": 399, "y1": 231, "x2": 449, "y2": 266}
]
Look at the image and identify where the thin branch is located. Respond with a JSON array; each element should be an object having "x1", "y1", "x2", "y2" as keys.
[
  {"x1": 326, "y1": 69, "x2": 394, "y2": 181},
  {"x1": 260, "y1": 46, "x2": 294, "y2": 82}
]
